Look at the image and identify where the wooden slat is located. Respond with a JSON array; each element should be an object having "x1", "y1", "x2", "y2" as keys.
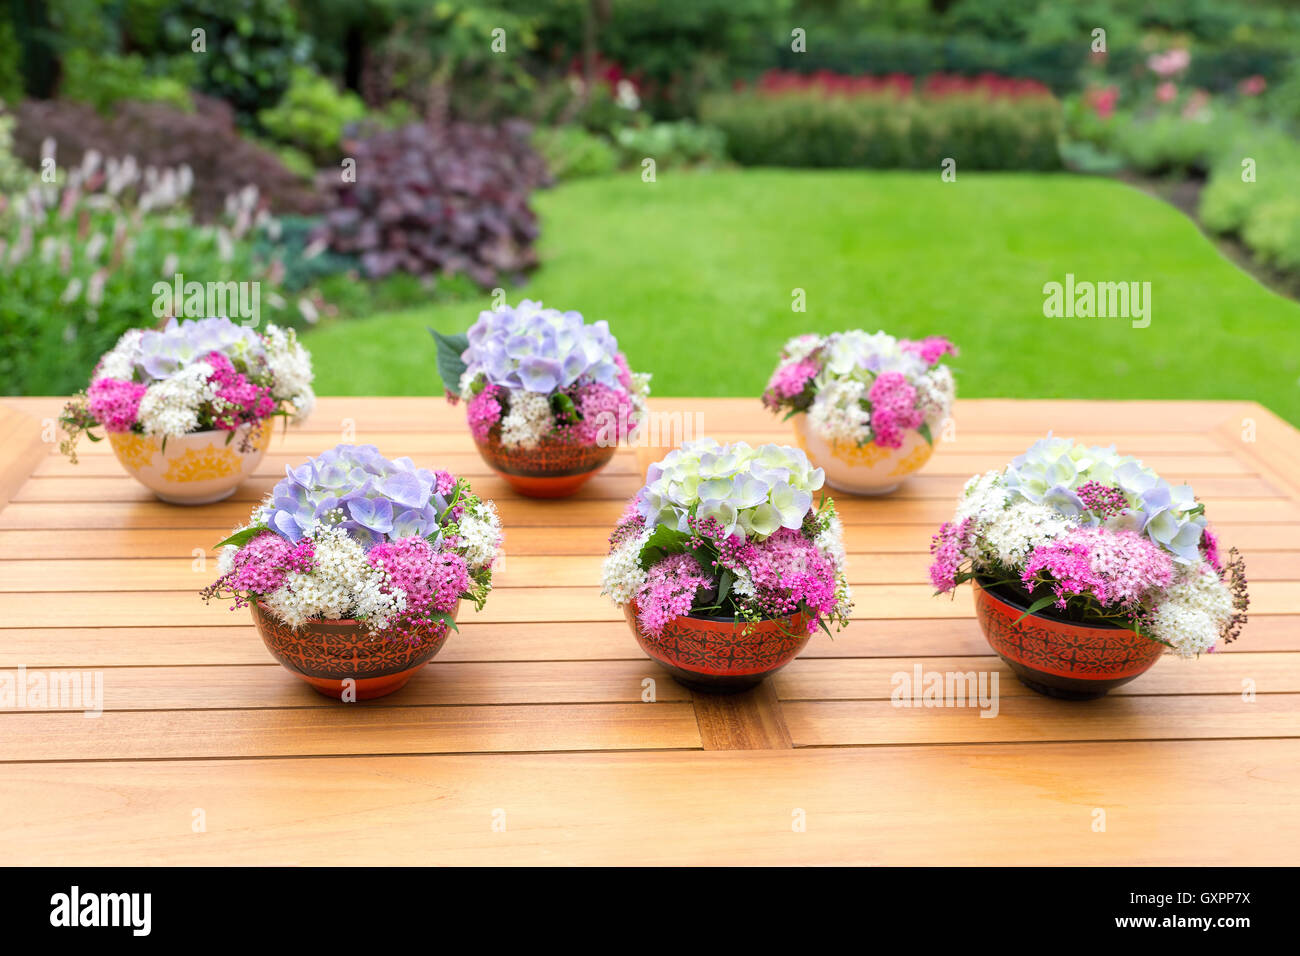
[
  {"x1": 783, "y1": 693, "x2": 1300, "y2": 747},
  {"x1": 0, "y1": 741, "x2": 1294, "y2": 865},
  {"x1": 0, "y1": 703, "x2": 703, "y2": 761},
  {"x1": 691, "y1": 682, "x2": 793, "y2": 750},
  {"x1": 774, "y1": 652, "x2": 1300, "y2": 700}
]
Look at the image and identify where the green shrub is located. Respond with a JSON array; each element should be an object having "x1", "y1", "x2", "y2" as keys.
[
  {"x1": 615, "y1": 121, "x2": 726, "y2": 168},
  {"x1": 0, "y1": 159, "x2": 302, "y2": 394},
  {"x1": 0, "y1": 17, "x2": 22, "y2": 104},
  {"x1": 59, "y1": 50, "x2": 194, "y2": 113},
  {"x1": 0, "y1": 104, "x2": 29, "y2": 194},
  {"x1": 532, "y1": 126, "x2": 618, "y2": 182},
  {"x1": 702, "y1": 92, "x2": 1061, "y2": 171},
  {"x1": 257, "y1": 67, "x2": 366, "y2": 163},
  {"x1": 1106, "y1": 114, "x2": 1222, "y2": 175}
]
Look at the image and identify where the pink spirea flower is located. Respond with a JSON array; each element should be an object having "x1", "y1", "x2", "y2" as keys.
[
  {"x1": 87, "y1": 377, "x2": 147, "y2": 432},
  {"x1": 213, "y1": 532, "x2": 315, "y2": 609},
  {"x1": 1022, "y1": 527, "x2": 1174, "y2": 611},
  {"x1": 203, "y1": 351, "x2": 275, "y2": 430},
  {"x1": 466, "y1": 385, "x2": 504, "y2": 441},
  {"x1": 762, "y1": 358, "x2": 820, "y2": 409},
  {"x1": 743, "y1": 528, "x2": 839, "y2": 632},
  {"x1": 901, "y1": 336, "x2": 957, "y2": 365},
  {"x1": 573, "y1": 381, "x2": 637, "y2": 446},
  {"x1": 929, "y1": 517, "x2": 973, "y2": 593},
  {"x1": 1076, "y1": 480, "x2": 1128, "y2": 519},
  {"x1": 433, "y1": 470, "x2": 457, "y2": 496},
  {"x1": 867, "y1": 371, "x2": 923, "y2": 448},
  {"x1": 635, "y1": 553, "x2": 712, "y2": 637},
  {"x1": 613, "y1": 352, "x2": 634, "y2": 391},
  {"x1": 1201, "y1": 525, "x2": 1222, "y2": 574},
  {"x1": 368, "y1": 536, "x2": 469, "y2": 642}
]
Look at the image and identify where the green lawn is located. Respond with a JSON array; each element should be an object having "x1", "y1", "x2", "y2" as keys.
[{"x1": 304, "y1": 170, "x2": 1300, "y2": 424}]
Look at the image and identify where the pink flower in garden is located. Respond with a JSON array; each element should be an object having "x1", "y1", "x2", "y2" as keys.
[
  {"x1": 1148, "y1": 49, "x2": 1190, "y2": 78},
  {"x1": 743, "y1": 528, "x2": 839, "y2": 631},
  {"x1": 369, "y1": 536, "x2": 469, "y2": 642},
  {"x1": 901, "y1": 336, "x2": 958, "y2": 366},
  {"x1": 1201, "y1": 525, "x2": 1222, "y2": 574},
  {"x1": 86, "y1": 377, "x2": 147, "y2": 432},
  {"x1": 762, "y1": 358, "x2": 820, "y2": 409},
  {"x1": 866, "y1": 371, "x2": 923, "y2": 448},
  {"x1": 635, "y1": 553, "x2": 713, "y2": 637},
  {"x1": 432, "y1": 470, "x2": 457, "y2": 496},
  {"x1": 1239, "y1": 75, "x2": 1267, "y2": 97},
  {"x1": 1076, "y1": 480, "x2": 1128, "y2": 519},
  {"x1": 1088, "y1": 85, "x2": 1119, "y2": 119},
  {"x1": 1155, "y1": 81, "x2": 1177, "y2": 103},
  {"x1": 466, "y1": 384, "x2": 504, "y2": 441},
  {"x1": 1022, "y1": 527, "x2": 1174, "y2": 611}
]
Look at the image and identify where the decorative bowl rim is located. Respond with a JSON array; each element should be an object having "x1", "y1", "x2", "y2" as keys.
[{"x1": 973, "y1": 574, "x2": 1126, "y2": 631}]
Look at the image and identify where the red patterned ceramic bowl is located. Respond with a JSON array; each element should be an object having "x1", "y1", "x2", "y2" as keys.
[
  {"x1": 474, "y1": 431, "x2": 616, "y2": 498},
  {"x1": 252, "y1": 600, "x2": 458, "y2": 700},
  {"x1": 973, "y1": 578, "x2": 1163, "y2": 700},
  {"x1": 625, "y1": 602, "x2": 811, "y2": 693}
]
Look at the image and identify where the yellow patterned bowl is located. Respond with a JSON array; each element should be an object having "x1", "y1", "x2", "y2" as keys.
[
  {"x1": 108, "y1": 424, "x2": 273, "y2": 505},
  {"x1": 792, "y1": 413, "x2": 933, "y2": 496}
]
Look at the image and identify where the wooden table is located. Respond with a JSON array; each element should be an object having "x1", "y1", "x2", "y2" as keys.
[{"x1": 1, "y1": 396, "x2": 1297, "y2": 865}]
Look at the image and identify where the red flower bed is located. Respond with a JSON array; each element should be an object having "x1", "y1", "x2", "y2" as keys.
[{"x1": 750, "y1": 69, "x2": 1053, "y2": 101}]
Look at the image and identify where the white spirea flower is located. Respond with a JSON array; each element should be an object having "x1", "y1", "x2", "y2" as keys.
[
  {"x1": 499, "y1": 388, "x2": 554, "y2": 449},
  {"x1": 1148, "y1": 562, "x2": 1234, "y2": 657},
  {"x1": 217, "y1": 545, "x2": 238, "y2": 576},
  {"x1": 458, "y1": 500, "x2": 503, "y2": 572},
  {"x1": 262, "y1": 323, "x2": 315, "y2": 421},
  {"x1": 915, "y1": 364, "x2": 955, "y2": 427},
  {"x1": 980, "y1": 500, "x2": 1078, "y2": 568},
  {"x1": 136, "y1": 361, "x2": 216, "y2": 437},
  {"x1": 814, "y1": 512, "x2": 847, "y2": 566},
  {"x1": 95, "y1": 327, "x2": 145, "y2": 380},
  {"x1": 600, "y1": 526, "x2": 651, "y2": 606},
  {"x1": 262, "y1": 525, "x2": 404, "y2": 628},
  {"x1": 808, "y1": 377, "x2": 871, "y2": 444}
]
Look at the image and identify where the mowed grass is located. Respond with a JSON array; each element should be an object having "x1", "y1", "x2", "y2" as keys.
[{"x1": 304, "y1": 169, "x2": 1300, "y2": 424}]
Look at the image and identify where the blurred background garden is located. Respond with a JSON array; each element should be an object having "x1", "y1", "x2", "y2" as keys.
[{"x1": 2, "y1": 0, "x2": 1299, "y2": 423}]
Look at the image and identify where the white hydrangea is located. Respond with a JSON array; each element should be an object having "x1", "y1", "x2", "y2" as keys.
[
  {"x1": 915, "y1": 364, "x2": 955, "y2": 427},
  {"x1": 782, "y1": 333, "x2": 823, "y2": 362},
  {"x1": 600, "y1": 526, "x2": 651, "y2": 606},
  {"x1": 95, "y1": 327, "x2": 144, "y2": 380},
  {"x1": 262, "y1": 525, "x2": 404, "y2": 629},
  {"x1": 980, "y1": 500, "x2": 1078, "y2": 568},
  {"x1": 262, "y1": 323, "x2": 316, "y2": 422},
  {"x1": 1148, "y1": 562, "x2": 1234, "y2": 657},
  {"x1": 807, "y1": 377, "x2": 872, "y2": 444},
  {"x1": 458, "y1": 500, "x2": 503, "y2": 572},
  {"x1": 499, "y1": 388, "x2": 554, "y2": 449},
  {"x1": 136, "y1": 361, "x2": 216, "y2": 437}
]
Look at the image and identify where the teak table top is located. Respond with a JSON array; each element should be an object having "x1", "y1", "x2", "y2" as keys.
[{"x1": 0, "y1": 396, "x2": 1297, "y2": 865}]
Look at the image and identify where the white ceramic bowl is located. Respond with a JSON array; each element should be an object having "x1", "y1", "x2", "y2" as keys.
[
  {"x1": 108, "y1": 423, "x2": 272, "y2": 505},
  {"x1": 792, "y1": 413, "x2": 934, "y2": 495}
]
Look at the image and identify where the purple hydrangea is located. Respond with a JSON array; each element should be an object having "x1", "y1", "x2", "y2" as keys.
[
  {"x1": 265, "y1": 444, "x2": 449, "y2": 550},
  {"x1": 462, "y1": 300, "x2": 622, "y2": 393},
  {"x1": 136, "y1": 316, "x2": 264, "y2": 381}
]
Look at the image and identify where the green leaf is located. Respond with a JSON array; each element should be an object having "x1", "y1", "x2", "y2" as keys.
[
  {"x1": 918, "y1": 421, "x2": 933, "y2": 446},
  {"x1": 716, "y1": 568, "x2": 734, "y2": 606},
  {"x1": 552, "y1": 391, "x2": 580, "y2": 421},
  {"x1": 432, "y1": 610, "x2": 460, "y2": 633},
  {"x1": 213, "y1": 524, "x2": 269, "y2": 550},
  {"x1": 638, "y1": 523, "x2": 692, "y2": 569},
  {"x1": 429, "y1": 328, "x2": 469, "y2": 394},
  {"x1": 1013, "y1": 594, "x2": 1059, "y2": 625}
]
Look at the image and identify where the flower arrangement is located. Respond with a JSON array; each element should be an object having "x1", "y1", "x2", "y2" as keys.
[
  {"x1": 434, "y1": 300, "x2": 650, "y2": 451},
  {"x1": 601, "y1": 439, "x2": 853, "y2": 638},
  {"x1": 762, "y1": 330, "x2": 956, "y2": 449},
  {"x1": 202, "y1": 444, "x2": 503, "y2": 641},
  {"x1": 59, "y1": 316, "x2": 315, "y2": 460},
  {"x1": 929, "y1": 436, "x2": 1249, "y2": 658}
]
